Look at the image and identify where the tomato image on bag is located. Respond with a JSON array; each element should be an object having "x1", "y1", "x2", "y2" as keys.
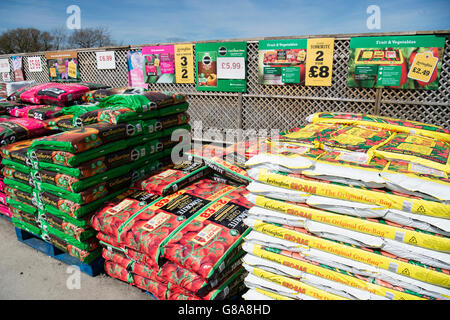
[
  {"x1": 119, "y1": 179, "x2": 237, "y2": 264},
  {"x1": 132, "y1": 161, "x2": 210, "y2": 196},
  {"x1": 91, "y1": 190, "x2": 162, "y2": 238},
  {"x1": 162, "y1": 186, "x2": 252, "y2": 280}
]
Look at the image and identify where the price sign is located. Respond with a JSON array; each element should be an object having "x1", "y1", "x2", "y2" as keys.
[
  {"x1": 174, "y1": 44, "x2": 194, "y2": 83},
  {"x1": 217, "y1": 57, "x2": 245, "y2": 79},
  {"x1": 305, "y1": 38, "x2": 334, "y2": 86},
  {"x1": 407, "y1": 51, "x2": 438, "y2": 83},
  {"x1": 27, "y1": 56, "x2": 43, "y2": 72},
  {"x1": 68, "y1": 60, "x2": 77, "y2": 78},
  {"x1": 0, "y1": 59, "x2": 10, "y2": 73},
  {"x1": 96, "y1": 51, "x2": 116, "y2": 69}
]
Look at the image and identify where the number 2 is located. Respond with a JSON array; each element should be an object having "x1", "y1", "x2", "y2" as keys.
[{"x1": 316, "y1": 51, "x2": 324, "y2": 62}]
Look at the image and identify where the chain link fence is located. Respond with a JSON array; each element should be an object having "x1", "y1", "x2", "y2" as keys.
[{"x1": 1, "y1": 31, "x2": 449, "y2": 143}]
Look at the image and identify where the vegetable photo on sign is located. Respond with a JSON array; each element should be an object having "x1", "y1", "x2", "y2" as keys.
[
  {"x1": 258, "y1": 39, "x2": 307, "y2": 86},
  {"x1": 347, "y1": 35, "x2": 446, "y2": 90}
]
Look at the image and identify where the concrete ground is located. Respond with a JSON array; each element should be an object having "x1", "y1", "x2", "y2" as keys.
[{"x1": 0, "y1": 216, "x2": 152, "y2": 300}]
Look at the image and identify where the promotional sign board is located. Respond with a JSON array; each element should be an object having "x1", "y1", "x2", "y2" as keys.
[
  {"x1": 0, "y1": 59, "x2": 10, "y2": 73},
  {"x1": 45, "y1": 51, "x2": 79, "y2": 82},
  {"x1": 142, "y1": 45, "x2": 175, "y2": 84},
  {"x1": 96, "y1": 51, "x2": 116, "y2": 69},
  {"x1": 127, "y1": 50, "x2": 148, "y2": 88},
  {"x1": 27, "y1": 56, "x2": 43, "y2": 72},
  {"x1": 11, "y1": 56, "x2": 24, "y2": 81},
  {"x1": 258, "y1": 39, "x2": 307, "y2": 85},
  {"x1": 174, "y1": 43, "x2": 195, "y2": 83},
  {"x1": 347, "y1": 35, "x2": 446, "y2": 90},
  {"x1": 305, "y1": 38, "x2": 334, "y2": 86},
  {"x1": 196, "y1": 41, "x2": 247, "y2": 92}
]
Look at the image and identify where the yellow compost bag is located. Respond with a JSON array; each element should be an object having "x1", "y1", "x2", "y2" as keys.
[
  {"x1": 302, "y1": 150, "x2": 388, "y2": 188},
  {"x1": 249, "y1": 219, "x2": 450, "y2": 288},
  {"x1": 246, "y1": 242, "x2": 425, "y2": 300},
  {"x1": 381, "y1": 159, "x2": 450, "y2": 203},
  {"x1": 268, "y1": 122, "x2": 342, "y2": 148},
  {"x1": 252, "y1": 195, "x2": 450, "y2": 253},
  {"x1": 318, "y1": 125, "x2": 394, "y2": 153},
  {"x1": 246, "y1": 265, "x2": 348, "y2": 300},
  {"x1": 249, "y1": 168, "x2": 450, "y2": 219},
  {"x1": 244, "y1": 287, "x2": 295, "y2": 300},
  {"x1": 372, "y1": 133, "x2": 450, "y2": 173},
  {"x1": 308, "y1": 112, "x2": 450, "y2": 144}
]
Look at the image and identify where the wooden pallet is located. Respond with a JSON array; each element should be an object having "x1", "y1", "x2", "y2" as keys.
[{"x1": 15, "y1": 227, "x2": 104, "y2": 277}]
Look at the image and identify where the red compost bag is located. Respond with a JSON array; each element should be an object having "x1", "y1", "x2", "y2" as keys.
[
  {"x1": 91, "y1": 189, "x2": 163, "y2": 237},
  {"x1": 185, "y1": 142, "x2": 255, "y2": 185},
  {"x1": 102, "y1": 247, "x2": 245, "y2": 297},
  {"x1": 162, "y1": 186, "x2": 252, "y2": 280},
  {"x1": 119, "y1": 179, "x2": 237, "y2": 264},
  {"x1": 132, "y1": 161, "x2": 211, "y2": 196}
]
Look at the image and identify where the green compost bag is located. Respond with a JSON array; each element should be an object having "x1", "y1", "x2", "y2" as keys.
[
  {"x1": 3, "y1": 177, "x2": 33, "y2": 194},
  {"x1": 1, "y1": 159, "x2": 31, "y2": 173},
  {"x1": 98, "y1": 91, "x2": 186, "y2": 111},
  {"x1": 40, "y1": 226, "x2": 101, "y2": 264},
  {"x1": 30, "y1": 119, "x2": 169, "y2": 153},
  {"x1": 31, "y1": 149, "x2": 173, "y2": 194},
  {"x1": 0, "y1": 139, "x2": 35, "y2": 164},
  {"x1": 11, "y1": 216, "x2": 42, "y2": 237},
  {"x1": 11, "y1": 208, "x2": 39, "y2": 228},
  {"x1": 40, "y1": 205, "x2": 93, "y2": 229},
  {"x1": 97, "y1": 102, "x2": 189, "y2": 124},
  {"x1": 31, "y1": 139, "x2": 176, "y2": 179},
  {"x1": 28, "y1": 124, "x2": 190, "y2": 167},
  {"x1": 39, "y1": 209, "x2": 96, "y2": 242},
  {"x1": 2, "y1": 166, "x2": 31, "y2": 186},
  {"x1": 4, "y1": 185, "x2": 34, "y2": 206},
  {"x1": 40, "y1": 219, "x2": 98, "y2": 252},
  {"x1": 36, "y1": 188, "x2": 128, "y2": 218}
]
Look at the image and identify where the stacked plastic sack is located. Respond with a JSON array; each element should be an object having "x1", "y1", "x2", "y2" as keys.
[
  {"x1": 89, "y1": 142, "x2": 263, "y2": 300},
  {"x1": 17, "y1": 91, "x2": 191, "y2": 265},
  {"x1": 0, "y1": 100, "x2": 57, "y2": 219},
  {"x1": 241, "y1": 112, "x2": 450, "y2": 301},
  {"x1": 0, "y1": 82, "x2": 110, "y2": 221}
]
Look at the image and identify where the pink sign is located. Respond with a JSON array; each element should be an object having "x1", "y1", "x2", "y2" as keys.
[{"x1": 142, "y1": 45, "x2": 175, "y2": 83}]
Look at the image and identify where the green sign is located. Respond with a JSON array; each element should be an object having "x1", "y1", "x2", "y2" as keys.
[
  {"x1": 347, "y1": 35, "x2": 446, "y2": 90},
  {"x1": 258, "y1": 39, "x2": 307, "y2": 85},
  {"x1": 195, "y1": 42, "x2": 247, "y2": 92}
]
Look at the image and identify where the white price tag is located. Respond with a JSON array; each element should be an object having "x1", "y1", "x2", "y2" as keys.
[
  {"x1": 217, "y1": 57, "x2": 245, "y2": 79},
  {"x1": 0, "y1": 59, "x2": 10, "y2": 73},
  {"x1": 27, "y1": 56, "x2": 43, "y2": 72},
  {"x1": 96, "y1": 51, "x2": 116, "y2": 69}
]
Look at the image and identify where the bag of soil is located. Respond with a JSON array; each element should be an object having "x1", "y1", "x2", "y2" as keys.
[
  {"x1": 162, "y1": 186, "x2": 252, "y2": 280},
  {"x1": 308, "y1": 112, "x2": 450, "y2": 144}
]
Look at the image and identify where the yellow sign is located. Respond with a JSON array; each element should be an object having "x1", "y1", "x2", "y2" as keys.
[
  {"x1": 305, "y1": 38, "x2": 334, "y2": 86},
  {"x1": 68, "y1": 60, "x2": 77, "y2": 78},
  {"x1": 174, "y1": 44, "x2": 194, "y2": 83},
  {"x1": 49, "y1": 67, "x2": 57, "y2": 78},
  {"x1": 407, "y1": 51, "x2": 438, "y2": 83}
]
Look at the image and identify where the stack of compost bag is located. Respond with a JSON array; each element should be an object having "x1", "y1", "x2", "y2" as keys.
[
  {"x1": 0, "y1": 83, "x2": 112, "y2": 222},
  {"x1": 242, "y1": 112, "x2": 450, "y2": 300},
  {"x1": 2, "y1": 91, "x2": 190, "y2": 265},
  {"x1": 0, "y1": 139, "x2": 38, "y2": 220},
  {"x1": 89, "y1": 141, "x2": 260, "y2": 300}
]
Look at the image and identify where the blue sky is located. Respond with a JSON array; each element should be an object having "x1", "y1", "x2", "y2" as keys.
[{"x1": 0, "y1": 0, "x2": 449, "y2": 45}]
